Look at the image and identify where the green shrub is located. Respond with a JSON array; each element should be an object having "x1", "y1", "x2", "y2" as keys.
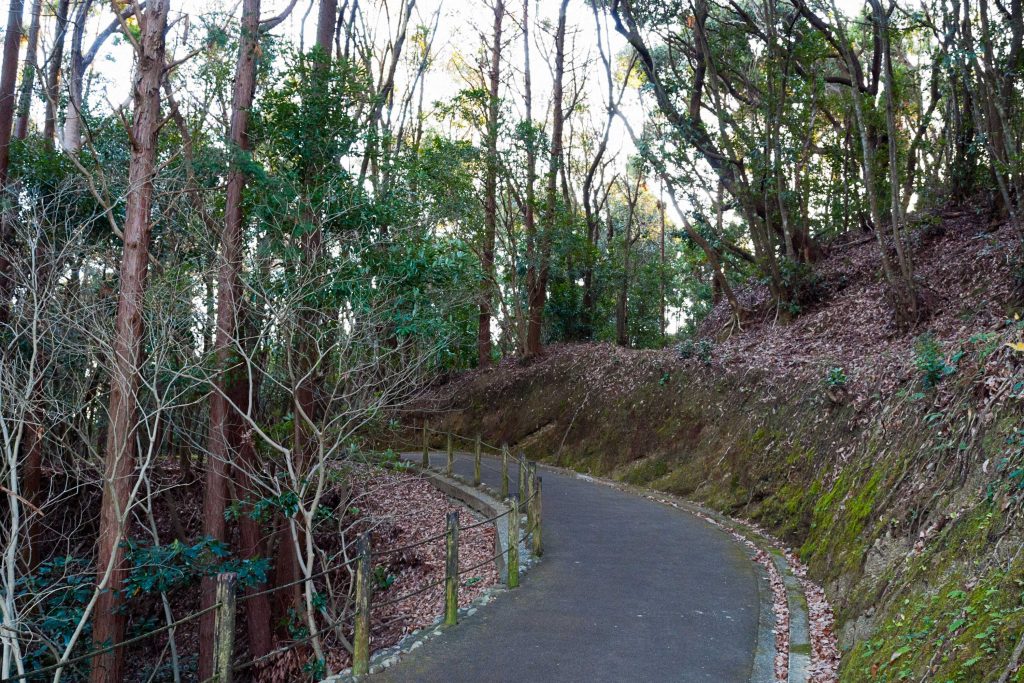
[
  {"x1": 779, "y1": 259, "x2": 823, "y2": 310},
  {"x1": 18, "y1": 556, "x2": 94, "y2": 670},
  {"x1": 122, "y1": 537, "x2": 269, "y2": 598},
  {"x1": 825, "y1": 366, "x2": 847, "y2": 388},
  {"x1": 677, "y1": 338, "x2": 713, "y2": 364},
  {"x1": 914, "y1": 333, "x2": 957, "y2": 389}
]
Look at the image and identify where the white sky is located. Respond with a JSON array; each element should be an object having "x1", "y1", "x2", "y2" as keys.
[
  {"x1": 0, "y1": 0, "x2": 886, "y2": 337},
  {"x1": 4, "y1": 0, "x2": 869, "y2": 167}
]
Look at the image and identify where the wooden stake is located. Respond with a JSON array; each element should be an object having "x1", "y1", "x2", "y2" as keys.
[
  {"x1": 531, "y1": 475, "x2": 543, "y2": 556},
  {"x1": 518, "y1": 453, "x2": 527, "y2": 502},
  {"x1": 444, "y1": 510, "x2": 459, "y2": 625},
  {"x1": 211, "y1": 572, "x2": 237, "y2": 683},
  {"x1": 446, "y1": 433, "x2": 454, "y2": 477},
  {"x1": 352, "y1": 533, "x2": 372, "y2": 676},
  {"x1": 474, "y1": 434, "x2": 482, "y2": 486},
  {"x1": 500, "y1": 446, "x2": 510, "y2": 499},
  {"x1": 507, "y1": 497, "x2": 520, "y2": 588},
  {"x1": 526, "y1": 461, "x2": 535, "y2": 535},
  {"x1": 421, "y1": 424, "x2": 429, "y2": 468}
]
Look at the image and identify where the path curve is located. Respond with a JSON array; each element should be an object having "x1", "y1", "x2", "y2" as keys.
[{"x1": 374, "y1": 452, "x2": 767, "y2": 682}]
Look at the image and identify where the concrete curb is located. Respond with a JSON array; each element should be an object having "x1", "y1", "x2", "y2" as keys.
[
  {"x1": 327, "y1": 461, "x2": 531, "y2": 681},
  {"x1": 540, "y1": 462, "x2": 811, "y2": 683},
  {"x1": 416, "y1": 468, "x2": 511, "y2": 582}
]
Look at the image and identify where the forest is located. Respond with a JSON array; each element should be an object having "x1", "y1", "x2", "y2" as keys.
[{"x1": 0, "y1": 0, "x2": 1022, "y2": 680}]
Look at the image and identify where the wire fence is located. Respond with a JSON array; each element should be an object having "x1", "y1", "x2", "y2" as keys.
[{"x1": 1, "y1": 427, "x2": 540, "y2": 683}]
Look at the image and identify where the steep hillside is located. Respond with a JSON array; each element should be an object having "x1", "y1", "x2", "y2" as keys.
[{"x1": 415, "y1": 213, "x2": 1024, "y2": 682}]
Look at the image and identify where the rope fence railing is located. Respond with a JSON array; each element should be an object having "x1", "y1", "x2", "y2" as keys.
[
  {"x1": 6, "y1": 427, "x2": 543, "y2": 683},
  {"x1": 0, "y1": 600, "x2": 224, "y2": 683},
  {"x1": 197, "y1": 425, "x2": 544, "y2": 680}
]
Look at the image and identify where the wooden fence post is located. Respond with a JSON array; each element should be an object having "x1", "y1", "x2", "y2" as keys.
[
  {"x1": 518, "y1": 453, "x2": 527, "y2": 502},
  {"x1": 421, "y1": 424, "x2": 429, "y2": 468},
  {"x1": 352, "y1": 533, "x2": 372, "y2": 676},
  {"x1": 444, "y1": 510, "x2": 459, "y2": 626},
  {"x1": 211, "y1": 572, "x2": 237, "y2": 683},
  {"x1": 474, "y1": 434, "x2": 482, "y2": 486},
  {"x1": 507, "y1": 496, "x2": 520, "y2": 588},
  {"x1": 531, "y1": 475, "x2": 543, "y2": 556},
  {"x1": 526, "y1": 462, "x2": 535, "y2": 535},
  {"x1": 446, "y1": 433, "x2": 454, "y2": 477},
  {"x1": 500, "y1": 446, "x2": 509, "y2": 499}
]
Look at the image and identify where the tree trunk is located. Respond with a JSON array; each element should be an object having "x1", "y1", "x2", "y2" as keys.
[
  {"x1": 43, "y1": 0, "x2": 71, "y2": 145},
  {"x1": 526, "y1": 0, "x2": 568, "y2": 356},
  {"x1": 63, "y1": 0, "x2": 91, "y2": 153},
  {"x1": 89, "y1": 1, "x2": 168, "y2": 680},
  {"x1": 478, "y1": 0, "x2": 503, "y2": 367},
  {"x1": 271, "y1": 0, "x2": 337, "y2": 643},
  {"x1": 520, "y1": 0, "x2": 537, "y2": 356},
  {"x1": 847, "y1": 45, "x2": 913, "y2": 327},
  {"x1": 198, "y1": 0, "x2": 265, "y2": 676},
  {"x1": 0, "y1": 0, "x2": 24, "y2": 184},
  {"x1": 616, "y1": 173, "x2": 641, "y2": 347},
  {"x1": 13, "y1": 0, "x2": 41, "y2": 139},
  {"x1": 875, "y1": 0, "x2": 917, "y2": 300},
  {"x1": 659, "y1": 197, "x2": 666, "y2": 344}
]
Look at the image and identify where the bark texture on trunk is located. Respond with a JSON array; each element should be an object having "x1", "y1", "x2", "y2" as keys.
[
  {"x1": 526, "y1": 0, "x2": 569, "y2": 356},
  {"x1": 478, "y1": 0, "x2": 503, "y2": 367},
  {"x1": 520, "y1": 0, "x2": 536, "y2": 355},
  {"x1": 0, "y1": 0, "x2": 24, "y2": 184},
  {"x1": 43, "y1": 0, "x2": 70, "y2": 144},
  {"x1": 13, "y1": 0, "x2": 42, "y2": 139},
  {"x1": 198, "y1": 0, "x2": 266, "y2": 675},
  {"x1": 89, "y1": 2, "x2": 168, "y2": 679},
  {"x1": 271, "y1": 0, "x2": 337, "y2": 641}
]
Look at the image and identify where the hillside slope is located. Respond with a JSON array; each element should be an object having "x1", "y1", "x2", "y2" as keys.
[{"x1": 416, "y1": 212, "x2": 1024, "y2": 682}]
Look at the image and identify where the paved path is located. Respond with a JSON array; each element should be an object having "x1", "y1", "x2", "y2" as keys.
[{"x1": 374, "y1": 452, "x2": 765, "y2": 682}]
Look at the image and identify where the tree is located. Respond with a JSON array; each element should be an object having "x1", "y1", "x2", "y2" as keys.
[
  {"x1": 478, "y1": 0, "x2": 504, "y2": 367},
  {"x1": 197, "y1": 0, "x2": 271, "y2": 675},
  {"x1": 43, "y1": 0, "x2": 71, "y2": 144},
  {"x1": 13, "y1": 0, "x2": 41, "y2": 139},
  {"x1": 526, "y1": 0, "x2": 569, "y2": 356},
  {"x1": 90, "y1": 1, "x2": 169, "y2": 678},
  {"x1": 0, "y1": 0, "x2": 24, "y2": 185}
]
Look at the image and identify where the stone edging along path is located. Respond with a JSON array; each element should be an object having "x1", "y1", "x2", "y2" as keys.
[
  {"x1": 329, "y1": 462, "x2": 538, "y2": 681},
  {"x1": 336, "y1": 451, "x2": 836, "y2": 682},
  {"x1": 564, "y1": 464, "x2": 839, "y2": 683}
]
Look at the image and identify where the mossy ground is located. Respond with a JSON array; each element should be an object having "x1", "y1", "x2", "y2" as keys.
[{"x1": 425, "y1": 339, "x2": 1024, "y2": 681}]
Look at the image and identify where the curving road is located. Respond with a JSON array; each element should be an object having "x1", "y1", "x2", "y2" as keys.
[{"x1": 374, "y1": 452, "x2": 768, "y2": 682}]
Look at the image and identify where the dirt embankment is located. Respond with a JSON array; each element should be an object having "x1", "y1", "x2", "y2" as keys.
[{"x1": 418, "y1": 212, "x2": 1024, "y2": 682}]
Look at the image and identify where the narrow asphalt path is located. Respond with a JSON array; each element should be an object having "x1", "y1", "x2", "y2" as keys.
[{"x1": 374, "y1": 452, "x2": 763, "y2": 682}]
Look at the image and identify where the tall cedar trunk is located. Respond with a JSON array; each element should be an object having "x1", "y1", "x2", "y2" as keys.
[
  {"x1": 659, "y1": 198, "x2": 666, "y2": 344},
  {"x1": 14, "y1": 5, "x2": 45, "y2": 565},
  {"x1": 13, "y1": 0, "x2": 41, "y2": 139},
  {"x1": 876, "y1": 1, "x2": 917, "y2": 297},
  {"x1": 63, "y1": 0, "x2": 91, "y2": 153},
  {"x1": 0, "y1": 0, "x2": 24, "y2": 185},
  {"x1": 478, "y1": 0, "x2": 503, "y2": 367},
  {"x1": 520, "y1": 0, "x2": 536, "y2": 355},
  {"x1": 89, "y1": 1, "x2": 168, "y2": 680},
  {"x1": 0, "y1": 0, "x2": 24, "y2": 325},
  {"x1": 198, "y1": 0, "x2": 267, "y2": 676},
  {"x1": 581, "y1": 0, "x2": 617, "y2": 338},
  {"x1": 616, "y1": 174, "x2": 641, "y2": 347},
  {"x1": 273, "y1": 0, "x2": 337, "y2": 640},
  {"x1": 43, "y1": 0, "x2": 71, "y2": 144},
  {"x1": 20, "y1": 383, "x2": 43, "y2": 567},
  {"x1": 526, "y1": 0, "x2": 568, "y2": 356}
]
